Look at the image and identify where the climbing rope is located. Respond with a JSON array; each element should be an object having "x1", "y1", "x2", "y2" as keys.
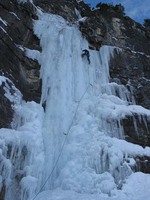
[{"x1": 31, "y1": 84, "x2": 91, "y2": 200}]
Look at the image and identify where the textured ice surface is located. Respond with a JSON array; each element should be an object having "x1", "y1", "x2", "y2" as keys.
[{"x1": 35, "y1": 172, "x2": 150, "y2": 200}]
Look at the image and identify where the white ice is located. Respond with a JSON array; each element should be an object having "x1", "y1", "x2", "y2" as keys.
[
  {"x1": 0, "y1": 17, "x2": 8, "y2": 26},
  {"x1": 34, "y1": 172, "x2": 150, "y2": 200}
]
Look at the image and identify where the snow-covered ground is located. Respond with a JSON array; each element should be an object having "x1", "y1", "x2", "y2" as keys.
[
  {"x1": 0, "y1": 7, "x2": 150, "y2": 200},
  {"x1": 36, "y1": 172, "x2": 150, "y2": 200}
]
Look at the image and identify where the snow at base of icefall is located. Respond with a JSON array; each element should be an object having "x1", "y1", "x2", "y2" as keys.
[{"x1": 35, "y1": 172, "x2": 150, "y2": 200}]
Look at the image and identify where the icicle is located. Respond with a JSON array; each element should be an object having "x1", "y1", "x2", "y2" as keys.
[
  {"x1": 142, "y1": 115, "x2": 150, "y2": 135},
  {"x1": 20, "y1": 176, "x2": 37, "y2": 200},
  {"x1": 133, "y1": 116, "x2": 139, "y2": 136}
]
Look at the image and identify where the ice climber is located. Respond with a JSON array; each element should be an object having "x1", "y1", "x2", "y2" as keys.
[{"x1": 81, "y1": 49, "x2": 90, "y2": 64}]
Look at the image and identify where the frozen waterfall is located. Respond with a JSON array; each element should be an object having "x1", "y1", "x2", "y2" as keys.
[
  {"x1": 34, "y1": 13, "x2": 127, "y2": 193},
  {"x1": 0, "y1": 10, "x2": 150, "y2": 200}
]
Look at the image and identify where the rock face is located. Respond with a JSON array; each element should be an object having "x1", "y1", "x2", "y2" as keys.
[
  {"x1": 79, "y1": 5, "x2": 150, "y2": 53},
  {"x1": 0, "y1": 0, "x2": 150, "y2": 175},
  {"x1": 34, "y1": 0, "x2": 79, "y2": 22},
  {"x1": 0, "y1": 0, "x2": 41, "y2": 102},
  {"x1": 0, "y1": 84, "x2": 13, "y2": 128},
  {"x1": 109, "y1": 49, "x2": 150, "y2": 147},
  {"x1": 133, "y1": 156, "x2": 150, "y2": 174},
  {"x1": 110, "y1": 49, "x2": 150, "y2": 109},
  {"x1": 0, "y1": 0, "x2": 41, "y2": 127},
  {"x1": 123, "y1": 114, "x2": 150, "y2": 147}
]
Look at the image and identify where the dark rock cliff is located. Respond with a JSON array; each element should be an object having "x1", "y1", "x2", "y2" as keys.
[
  {"x1": 0, "y1": 0, "x2": 150, "y2": 175},
  {"x1": 0, "y1": 0, "x2": 41, "y2": 102},
  {"x1": 0, "y1": 0, "x2": 41, "y2": 128}
]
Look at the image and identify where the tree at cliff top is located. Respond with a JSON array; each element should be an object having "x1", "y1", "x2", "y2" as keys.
[
  {"x1": 144, "y1": 19, "x2": 150, "y2": 27},
  {"x1": 96, "y1": 2, "x2": 125, "y2": 16}
]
